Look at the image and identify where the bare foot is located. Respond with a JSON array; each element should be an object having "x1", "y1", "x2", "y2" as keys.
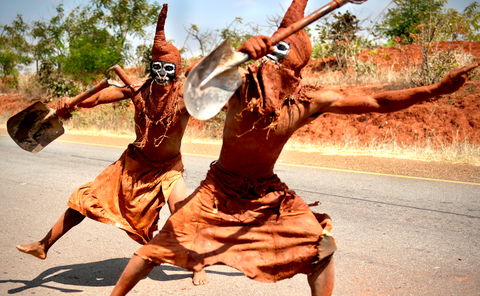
[
  {"x1": 192, "y1": 269, "x2": 208, "y2": 286},
  {"x1": 16, "y1": 241, "x2": 47, "y2": 259}
]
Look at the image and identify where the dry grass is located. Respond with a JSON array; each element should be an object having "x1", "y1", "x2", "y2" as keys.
[
  {"x1": 3, "y1": 45, "x2": 478, "y2": 166},
  {"x1": 58, "y1": 86, "x2": 479, "y2": 167},
  {"x1": 304, "y1": 44, "x2": 477, "y2": 89},
  {"x1": 284, "y1": 138, "x2": 480, "y2": 166},
  {"x1": 63, "y1": 126, "x2": 134, "y2": 138},
  {"x1": 61, "y1": 116, "x2": 480, "y2": 166},
  {"x1": 64, "y1": 103, "x2": 135, "y2": 136},
  {"x1": 15, "y1": 74, "x2": 46, "y2": 100},
  {"x1": 303, "y1": 64, "x2": 413, "y2": 88}
]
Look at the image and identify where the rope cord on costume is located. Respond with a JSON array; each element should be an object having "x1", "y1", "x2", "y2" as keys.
[
  {"x1": 233, "y1": 65, "x2": 307, "y2": 139},
  {"x1": 136, "y1": 80, "x2": 180, "y2": 148},
  {"x1": 235, "y1": 78, "x2": 279, "y2": 138}
]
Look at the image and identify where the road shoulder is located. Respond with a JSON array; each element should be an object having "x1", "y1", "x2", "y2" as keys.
[{"x1": 2, "y1": 127, "x2": 478, "y2": 184}]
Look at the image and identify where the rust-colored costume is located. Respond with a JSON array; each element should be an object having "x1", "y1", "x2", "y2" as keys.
[
  {"x1": 68, "y1": 146, "x2": 183, "y2": 245},
  {"x1": 68, "y1": 77, "x2": 186, "y2": 246},
  {"x1": 116, "y1": 0, "x2": 476, "y2": 290},
  {"x1": 136, "y1": 162, "x2": 335, "y2": 282},
  {"x1": 68, "y1": 4, "x2": 187, "y2": 245},
  {"x1": 134, "y1": 0, "x2": 335, "y2": 281},
  {"x1": 123, "y1": 0, "x2": 334, "y2": 282}
]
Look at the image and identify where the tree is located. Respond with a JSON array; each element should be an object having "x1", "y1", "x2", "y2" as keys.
[
  {"x1": 0, "y1": 14, "x2": 31, "y2": 86},
  {"x1": 407, "y1": 2, "x2": 480, "y2": 44},
  {"x1": 375, "y1": 0, "x2": 446, "y2": 44},
  {"x1": 327, "y1": 10, "x2": 361, "y2": 42},
  {"x1": 453, "y1": 2, "x2": 480, "y2": 41},
  {"x1": 30, "y1": 3, "x2": 123, "y2": 94},
  {"x1": 184, "y1": 17, "x2": 259, "y2": 57},
  {"x1": 62, "y1": 5, "x2": 122, "y2": 83},
  {"x1": 373, "y1": 0, "x2": 480, "y2": 43},
  {"x1": 374, "y1": 1, "x2": 480, "y2": 86},
  {"x1": 134, "y1": 44, "x2": 151, "y2": 72},
  {"x1": 218, "y1": 17, "x2": 258, "y2": 49},
  {"x1": 185, "y1": 24, "x2": 216, "y2": 57},
  {"x1": 90, "y1": 0, "x2": 161, "y2": 62},
  {"x1": 30, "y1": 4, "x2": 81, "y2": 97},
  {"x1": 311, "y1": 11, "x2": 366, "y2": 63},
  {"x1": 31, "y1": 5, "x2": 68, "y2": 74},
  {"x1": 62, "y1": 28, "x2": 122, "y2": 83}
]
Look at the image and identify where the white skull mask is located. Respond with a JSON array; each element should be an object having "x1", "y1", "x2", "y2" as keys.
[
  {"x1": 266, "y1": 41, "x2": 290, "y2": 62},
  {"x1": 150, "y1": 61, "x2": 176, "y2": 85}
]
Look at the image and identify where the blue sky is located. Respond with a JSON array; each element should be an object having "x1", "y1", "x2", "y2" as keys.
[{"x1": 0, "y1": 0, "x2": 475, "y2": 56}]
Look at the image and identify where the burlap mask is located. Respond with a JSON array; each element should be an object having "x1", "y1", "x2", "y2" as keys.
[{"x1": 151, "y1": 4, "x2": 181, "y2": 73}]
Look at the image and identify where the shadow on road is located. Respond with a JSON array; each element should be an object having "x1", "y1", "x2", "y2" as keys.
[{"x1": 1, "y1": 258, "x2": 243, "y2": 294}]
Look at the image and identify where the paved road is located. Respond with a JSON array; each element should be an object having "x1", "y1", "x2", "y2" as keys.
[{"x1": 1, "y1": 136, "x2": 479, "y2": 296}]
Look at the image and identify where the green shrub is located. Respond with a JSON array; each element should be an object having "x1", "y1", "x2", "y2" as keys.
[{"x1": 410, "y1": 48, "x2": 476, "y2": 86}]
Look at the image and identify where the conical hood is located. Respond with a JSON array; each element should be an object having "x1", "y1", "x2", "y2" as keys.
[
  {"x1": 151, "y1": 4, "x2": 181, "y2": 71},
  {"x1": 276, "y1": 0, "x2": 311, "y2": 74}
]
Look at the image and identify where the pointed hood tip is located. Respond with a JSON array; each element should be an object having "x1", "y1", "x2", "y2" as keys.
[
  {"x1": 151, "y1": 3, "x2": 181, "y2": 71},
  {"x1": 278, "y1": 0, "x2": 311, "y2": 74},
  {"x1": 154, "y1": 4, "x2": 168, "y2": 43},
  {"x1": 279, "y1": 0, "x2": 308, "y2": 28}
]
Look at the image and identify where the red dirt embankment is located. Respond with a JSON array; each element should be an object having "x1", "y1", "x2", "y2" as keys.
[
  {"x1": 358, "y1": 41, "x2": 480, "y2": 70},
  {"x1": 1, "y1": 42, "x2": 479, "y2": 182},
  {"x1": 2, "y1": 42, "x2": 479, "y2": 149},
  {"x1": 298, "y1": 41, "x2": 480, "y2": 148},
  {"x1": 294, "y1": 81, "x2": 480, "y2": 147}
]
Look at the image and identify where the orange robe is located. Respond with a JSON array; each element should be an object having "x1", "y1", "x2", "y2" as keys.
[
  {"x1": 135, "y1": 162, "x2": 335, "y2": 282},
  {"x1": 68, "y1": 145, "x2": 183, "y2": 244}
]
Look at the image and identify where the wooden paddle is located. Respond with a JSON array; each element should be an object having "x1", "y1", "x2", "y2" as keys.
[{"x1": 7, "y1": 65, "x2": 133, "y2": 152}]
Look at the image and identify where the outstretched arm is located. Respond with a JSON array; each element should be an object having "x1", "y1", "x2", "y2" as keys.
[
  {"x1": 76, "y1": 85, "x2": 132, "y2": 108},
  {"x1": 55, "y1": 83, "x2": 133, "y2": 118},
  {"x1": 307, "y1": 63, "x2": 478, "y2": 115}
]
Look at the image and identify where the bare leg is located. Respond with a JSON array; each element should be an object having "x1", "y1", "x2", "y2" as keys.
[
  {"x1": 166, "y1": 176, "x2": 187, "y2": 214},
  {"x1": 111, "y1": 254, "x2": 155, "y2": 296},
  {"x1": 308, "y1": 256, "x2": 335, "y2": 296},
  {"x1": 16, "y1": 207, "x2": 85, "y2": 259},
  {"x1": 166, "y1": 177, "x2": 208, "y2": 286}
]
